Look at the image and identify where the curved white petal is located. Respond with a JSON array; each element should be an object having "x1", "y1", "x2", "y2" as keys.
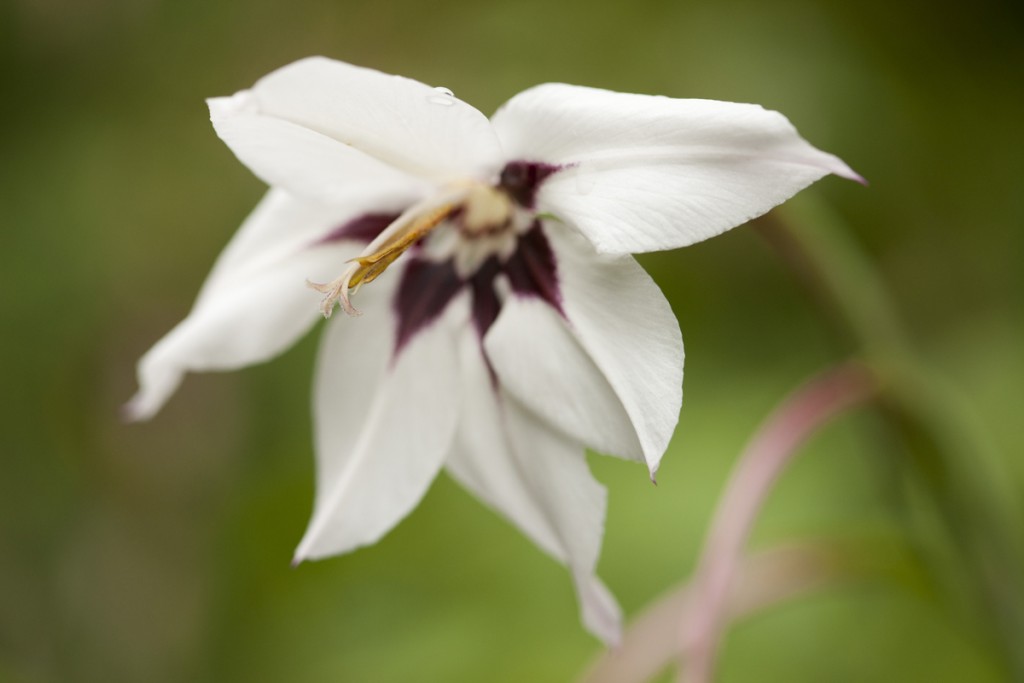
[
  {"x1": 209, "y1": 92, "x2": 431, "y2": 203},
  {"x1": 294, "y1": 283, "x2": 464, "y2": 561},
  {"x1": 484, "y1": 296, "x2": 645, "y2": 463},
  {"x1": 491, "y1": 83, "x2": 861, "y2": 254},
  {"x1": 213, "y1": 57, "x2": 505, "y2": 198},
  {"x1": 446, "y1": 330, "x2": 622, "y2": 645},
  {"x1": 490, "y1": 225, "x2": 682, "y2": 476},
  {"x1": 126, "y1": 191, "x2": 388, "y2": 421}
]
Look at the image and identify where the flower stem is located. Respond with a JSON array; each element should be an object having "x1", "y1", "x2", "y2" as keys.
[
  {"x1": 679, "y1": 362, "x2": 876, "y2": 683},
  {"x1": 760, "y1": 196, "x2": 1024, "y2": 680},
  {"x1": 580, "y1": 543, "x2": 848, "y2": 683}
]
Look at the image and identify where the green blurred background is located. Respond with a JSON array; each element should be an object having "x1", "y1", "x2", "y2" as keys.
[{"x1": 2, "y1": 0, "x2": 1022, "y2": 680}]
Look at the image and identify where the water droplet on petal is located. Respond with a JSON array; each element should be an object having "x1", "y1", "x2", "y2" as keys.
[{"x1": 428, "y1": 86, "x2": 456, "y2": 106}]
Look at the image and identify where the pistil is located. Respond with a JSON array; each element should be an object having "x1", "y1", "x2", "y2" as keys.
[
  {"x1": 307, "y1": 186, "x2": 477, "y2": 317},
  {"x1": 309, "y1": 181, "x2": 521, "y2": 317}
]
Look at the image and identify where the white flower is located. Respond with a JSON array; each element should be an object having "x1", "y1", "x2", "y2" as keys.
[{"x1": 126, "y1": 57, "x2": 859, "y2": 644}]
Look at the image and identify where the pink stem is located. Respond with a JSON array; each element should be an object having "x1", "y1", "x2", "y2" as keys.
[
  {"x1": 680, "y1": 362, "x2": 876, "y2": 683},
  {"x1": 579, "y1": 543, "x2": 844, "y2": 683}
]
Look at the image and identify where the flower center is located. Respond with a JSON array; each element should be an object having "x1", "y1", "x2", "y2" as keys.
[
  {"x1": 309, "y1": 181, "x2": 519, "y2": 317},
  {"x1": 393, "y1": 220, "x2": 563, "y2": 357},
  {"x1": 459, "y1": 184, "x2": 515, "y2": 236},
  {"x1": 308, "y1": 161, "x2": 564, "y2": 318}
]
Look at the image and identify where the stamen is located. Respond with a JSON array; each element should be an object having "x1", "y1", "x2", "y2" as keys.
[
  {"x1": 308, "y1": 186, "x2": 472, "y2": 317},
  {"x1": 306, "y1": 272, "x2": 360, "y2": 317}
]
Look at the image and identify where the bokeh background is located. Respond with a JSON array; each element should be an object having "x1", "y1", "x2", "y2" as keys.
[{"x1": 2, "y1": 0, "x2": 1022, "y2": 680}]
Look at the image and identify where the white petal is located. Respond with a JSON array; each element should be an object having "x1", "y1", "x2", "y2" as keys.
[
  {"x1": 294, "y1": 283, "x2": 464, "y2": 561},
  {"x1": 214, "y1": 57, "x2": 505, "y2": 197},
  {"x1": 446, "y1": 329, "x2": 622, "y2": 644},
  {"x1": 499, "y1": 225, "x2": 682, "y2": 476},
  {"x1": 491, "y1": 83, "x2": 862, "y2": 254},
  {"x1": 484, "y1": 296, "x2": 645, "y2": 463},
  {"x1": 209, "y1": 92, "x2": 430, "y2": 203},
  {"x1": 126, "y1": 191, "x2": 382, "y2": 420}
]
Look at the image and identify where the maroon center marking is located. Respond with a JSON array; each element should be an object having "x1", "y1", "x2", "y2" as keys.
[
  {"x1": 317, "y1": 213, "x2": 401, "y2": 245},
  {"x1": 392, "y1": 222, "x2": 563, "y2": 358},
  {"x1": 469, "y1": 257, "x2": 502, "y2": 339},
  {"x1": 503, "y1": 223, "x2": 562, "y2": 314},
  {"x1": 393, "y1": 257, "x2": 462, "y2": 354},
  {"x1": 499, "y1": 161, "x2": 562, "y2": 209}
]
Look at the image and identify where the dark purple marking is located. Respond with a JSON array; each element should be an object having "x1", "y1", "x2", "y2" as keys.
[
  {"x1": 393, "y1": 257, "x2": 462, "y2": 355},
  {"x1": 317, "y1": 212, "x2": 400, "y2": 245},
  {"x1": 503, "y1": 222, "x2": 563, "y2": 314},
  {"x1": 392, "y1": 223, "x2": 563, "y2": 361},
  {"x1": 468, "y1": 257, "x2": 502, "y2": 338},
  {"x1": 499, "y1": 161, "x2": 561, "y2": 209}
]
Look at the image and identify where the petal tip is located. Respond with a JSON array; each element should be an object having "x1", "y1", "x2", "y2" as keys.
[
  {"x1": 207, "y1": 91, "x2": 257, "y2": 121},
  {"x1": 824, "y1": 154, "x2": 867, "y2": 186},
  {"x1": 121, "y1": 392, "x2": 155, "y2": 423},
  {"x1": 292, "y1": 532, "x2": 318, "y2": 565},
  {"x1": 646, "y1": 453, "x2": 664, "y2": 483},
  {"x1": 578, "y1": 574, "x2": 624, "y2": 647},
  {"x1": 850, "y1": 170, "x2": 869, "y2": 187},
  {"x1": 838, "y1": 165, "x2": 868, "y2": 187},
  {"x1": 120, "y1": 401, "x2": 142, "y2": 424}
]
